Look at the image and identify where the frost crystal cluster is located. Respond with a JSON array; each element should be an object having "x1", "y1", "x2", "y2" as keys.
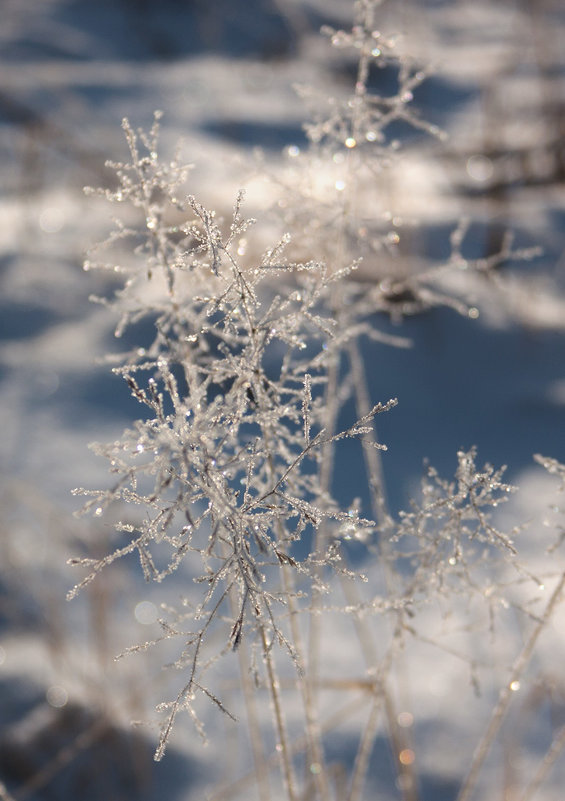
[{"x1": 72, "y1": 110, "x2": 398, "y2": 760}]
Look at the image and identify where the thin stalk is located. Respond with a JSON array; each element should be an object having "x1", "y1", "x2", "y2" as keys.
[
  {"x1": 266, "y1": 430, "x2": 332, "y2": 799},
  {"x1": 456, "y1": 570, "x2": 565, "y2": 801},
  {"x1": 304, "y1": 0, "x2": 375, "y2": 772},
  {"x1": 260, "y1": 624, "x2": 299, "y2": 801},
  {"x1": 280, "y1": 560, "x2": 333, "y2": 800},
  {"x1": 254, "y1": 335, "x2": 330, "y2": 801},
  {"x1": 305, "y1": 0, "x2": 376, "y2": 754},
  {"x1": 518, "y1": 724, "x2": 565, "y2": 801},
  {"x1": 231, "y1": 593, "x2": 271, "y2": 801},
  {"x1": 307, "y1": 339, "x2": 341, "y2": 732},
  {"x1": 339, "y1": 574, "x2": 418, "y2": 801},
  {"x1": 208, "y1": 690, "x2": 376, "y2": 801},
  {"x1": 347, "y1": 695, "x2": 382, "y2": 801},
  {"x1": 347, "y1": 337, "x2": 392, "y2": 534},
  {"x1": 8, "y1": 716, "x2": 111, "y2": 801},
  {"x1": 346, "y1": 336, "x2": 419, "y2": 801}
]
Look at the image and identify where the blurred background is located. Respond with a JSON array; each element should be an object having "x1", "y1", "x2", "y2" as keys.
[{"x1": 1, "y1": 1, "x2": 564, "y2": 799}]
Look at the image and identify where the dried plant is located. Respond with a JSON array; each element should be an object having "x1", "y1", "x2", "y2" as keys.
[{"x1": 69, "y1": 2, "x2": 564, "y2": 800}]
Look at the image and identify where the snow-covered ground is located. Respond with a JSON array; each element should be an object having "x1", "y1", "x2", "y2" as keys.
[{"x1": 1, "y1": 1, "x2": 564, "y2": 800}]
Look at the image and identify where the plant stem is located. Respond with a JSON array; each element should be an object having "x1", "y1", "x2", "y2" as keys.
[
  {"x1": 281, "y1": 561, "x2": 333, "y2": 800},
  {"x1": 347, "y1": 336, "x2": 419, "y2": 801},
  {"x1": 518, "y1": 724, "x2": 565, "y2": 801},
  {"x1": 456, "y1": 570, "x2": 565, "y2": 801},
  {"x1": 347, "y1": 694, "x2": 382, "y2": 801},
  {"x1": 232, "y1": 595, "x2": 271, "y2": 801},
  {"x1": 260, "y1": 624, "x2": 299, "y2": 801}
]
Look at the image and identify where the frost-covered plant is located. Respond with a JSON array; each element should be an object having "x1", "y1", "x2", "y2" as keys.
[
  {"x1": 70, "y1": 2, "x2": 564, "y2": 800},
  {"x1": 275, "y1": 0, "x2": 440, "y2": 271},
  {"x1": 71, "y1": 111, "x2": 399, "y2": 782}
]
